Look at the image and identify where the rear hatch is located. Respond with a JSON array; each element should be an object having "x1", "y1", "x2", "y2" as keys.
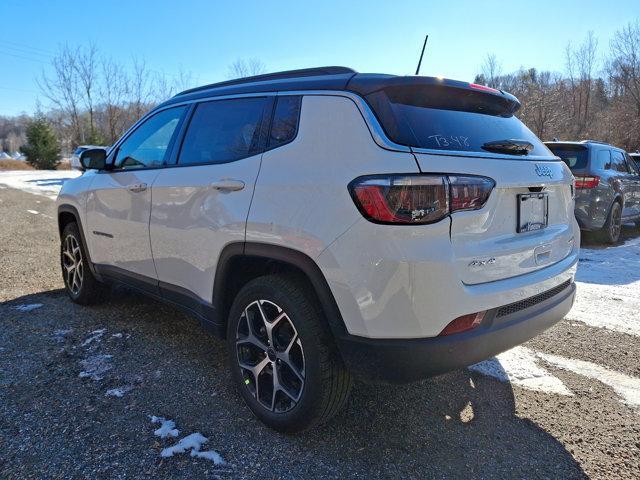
[{"x1": 357, "y1": 79, "x2": 575, "y2": 284}]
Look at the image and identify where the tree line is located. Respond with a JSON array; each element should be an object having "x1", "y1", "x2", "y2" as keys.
[
  {"x1": 474, "y1": 23, "x2": 640, "y2": 152},
  {"x1": 4, "y1": 21, "x2": 640, "y2": 164}
]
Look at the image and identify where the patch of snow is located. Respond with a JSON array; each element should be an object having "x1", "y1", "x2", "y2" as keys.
[
  {"x1": 81, "y1": 329, "x2": 106, "y2": 347},
  {"x1": 26, "y1": 209, "x2": 39, "y2": 215},
  {"x1": 106, "y1": 385, "x2": 132, "y2": 397},
  {"x1": 52, "y1": 329, "x2": 73, "y2": 342},
  {"x1": 0, "y1": 170, "x2": 81, "y2": 200},
  {"x1": 159, "y1": 432, "x2": 226, "y2": 465},
  {"x1": 79, "y1": 354, "x2": 112, "y2": 381},
  {"x1": 538, "y1": 352, "x2": 640, "y2": 409},
  {"x1": 191, "y1": 448, "x2": 226, "y2": 464},
  {"x1": 111, "y1": 333, "x2": 123, "y2": 339},
  {"x1": 470, "y1": 346, "x2": 573, "y2": 396},
  {"x1": 150, "y1": 416, "x2": 179, "y2": 438},
  {"x1": 568, "y1": 238, "x2": 640, "y2": 337},
  {"x1": 13, "y1": 303, "x2": 43, "y2": 312}
]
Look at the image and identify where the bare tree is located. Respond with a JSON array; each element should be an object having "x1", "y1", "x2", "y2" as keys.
[
  {"x1": 227, "y1": 58, "x2": 266, "y2": 79},
  {"x1": 37, "y1": 45, "x2": 83, "y2": 143},
  {"x1": 131, "y1": 57, "x2": 152, "y2": 120},
  {"x1": 100, "y1": 58, "x2": 129, "y2": 144},
  {"x1": 565, "y1": 32, "x2": 598, "y2": 136},
  {"x1": 75, "y1": 43, "x2": 100, "y2": 142},
  {"x1": 481, "y1": 53, "x2": 503, "y2": 89}
]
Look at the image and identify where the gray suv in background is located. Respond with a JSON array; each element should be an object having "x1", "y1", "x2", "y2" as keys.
[{"x1": 546, "y1": 140, "x2": 640, "y2": 243}]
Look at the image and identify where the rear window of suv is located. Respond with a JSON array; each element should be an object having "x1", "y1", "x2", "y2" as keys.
[
  {"x1": 364, "y1": 85, "x2": 551, "y2": 156},
  {"x1": 546, "y1": 145, "x2": 588, "y2": 170}
]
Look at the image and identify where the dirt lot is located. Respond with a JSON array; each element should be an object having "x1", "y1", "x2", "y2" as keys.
[{"x1": 1, "y1": 185, "x2": 639, "y2": 479}]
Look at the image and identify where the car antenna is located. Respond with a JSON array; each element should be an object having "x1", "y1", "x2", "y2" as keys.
[{"x1": 415, "y1": 35, "x2": 429, "y2": 76}]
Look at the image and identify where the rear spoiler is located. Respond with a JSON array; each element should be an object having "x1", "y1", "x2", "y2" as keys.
[{"x1": 346, "y1": 74, "x2": 521, "y2": 116}]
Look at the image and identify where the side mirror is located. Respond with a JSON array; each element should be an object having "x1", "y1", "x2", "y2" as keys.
[{"x1": 80, "y1": 148, "x2": 107, "y2": 170}]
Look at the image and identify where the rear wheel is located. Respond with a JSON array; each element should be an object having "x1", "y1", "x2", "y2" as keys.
[
  {"x1": 61, "y1": 222, "x2": 105, "y2": 304},
  {"x1": 226, "y1": 274, "x2": 352, "y2": 433},
  {"x1": 599, "y1": 201, "x2": 622, "y2": 244}
]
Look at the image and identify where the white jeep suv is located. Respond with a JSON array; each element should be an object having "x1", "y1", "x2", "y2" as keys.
[{"x1": 57, "y1": 67, "x2": 579, "y2": 432}]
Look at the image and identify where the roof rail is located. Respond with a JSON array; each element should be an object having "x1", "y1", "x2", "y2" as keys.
[
  {"x1": 175, "y1": 66, "x2": 357, "y2": 97},
  {"x1": 580, "y1": 139, "x2": 610, "y2": 146}
]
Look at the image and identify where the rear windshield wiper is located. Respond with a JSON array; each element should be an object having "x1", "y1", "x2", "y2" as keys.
[{"x1": 481, "y1": 139, "x2": 533, "y2": 155}]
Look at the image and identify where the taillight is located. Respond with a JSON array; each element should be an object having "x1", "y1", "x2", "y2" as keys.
[
  {"x1": 348, "y1": 174, "x2": 495, "y2": 224},
  {"x1": 439, "y1": 311, "x2": 486, "y2": 336},
  {"x1": 574, "y1": 176, "x2": 600, "y2": 189}
]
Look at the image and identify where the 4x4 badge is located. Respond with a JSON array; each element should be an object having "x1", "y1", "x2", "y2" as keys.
[{"x1": 535, "y1": 164, "x2": 553, "y2": 178}]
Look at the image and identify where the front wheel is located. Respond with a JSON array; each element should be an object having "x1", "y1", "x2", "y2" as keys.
[
  {"x1": 226, "y1": 274, "x2": 352, "y2": 433},
  {"x1": 599, "y1": 201, "x2": 622, "y2": 244},
  {"x1": 60, "y1": 222, "x2": 105, "y2": 304}
]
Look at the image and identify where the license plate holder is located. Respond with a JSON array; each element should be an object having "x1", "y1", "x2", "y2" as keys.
[{"x1": 517, "y1": 193, "x2": 548, "y2": 233}]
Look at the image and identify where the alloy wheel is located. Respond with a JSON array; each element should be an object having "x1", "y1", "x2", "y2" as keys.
[
  {"x1": 62, "y1": 234, "x2": 83, "y2": 295},
  {"x1": 236, "y1": 299, "x2": 305, "y2": 413},
  {"x1": 610, "y1": 204, "x2": 621, "y2": 241}
]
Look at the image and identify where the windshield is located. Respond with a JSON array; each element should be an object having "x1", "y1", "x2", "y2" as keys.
[
  {"x1": 546, "y1": 145, "x2": 588, "y2": 170},
  {"x1": 365, "y1": 86, "x2": 551, "y2": 157}
]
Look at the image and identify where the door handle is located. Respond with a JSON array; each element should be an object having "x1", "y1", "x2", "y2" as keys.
[
  {"x1": 128, "y1": 183, "x2": 148, "y2": 193},
  {"x1": 210, "y1": 179, "x2": 245, "y2": 191}
]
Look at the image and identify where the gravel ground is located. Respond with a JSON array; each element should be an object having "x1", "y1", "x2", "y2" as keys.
[{"x1": 1, "y1": 185, "x2": 639, "y2": 479}]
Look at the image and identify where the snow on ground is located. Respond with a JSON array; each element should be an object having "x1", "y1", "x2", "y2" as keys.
[
  {"x1": 471, "y1": 235, "x2": 640, "y2": 410},
  {"x1": 150, "y1": 416, "x2": 180, "y2": 438},
  {"x1": 78, "y1": 354, "x2": 113, "y2": 381},
  {"x1": 105, "y1": 386, "x2": 133, "y2": 398},
  {"x1": 567, "y1": 236, "x2": 640, "y2": 337},
  {"x1": 150, "y1": 417, "x2": 226, "y2": 465},
  {"x1": 469, "y1": 346, "x2": 573, "y2": 396},
  {"x1": 0, "y1": 170, "x2": 81, "y2": 200},
  {"x1": 81, "y1": 329, "x2": 106, "y2": 348},
  {"x1": 13, "y1": 303, "x2": 43, "y2": 312}
]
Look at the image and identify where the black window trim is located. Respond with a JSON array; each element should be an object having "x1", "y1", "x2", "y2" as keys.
[
  {"x1": 173, "y1": 95, "x2": 274, "y2": 168},
  {"x1": 265, "y1": 94, "x2": 303, "y2": 152}
]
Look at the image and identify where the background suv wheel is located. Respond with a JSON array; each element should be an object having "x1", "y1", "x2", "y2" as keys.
[
  {"x1": 226, "y1": 274, "x2": 352, "y2": 433},
  {"x1": 599, "y1": 201, "x2": 622, "y2": 244},
  {"x1": 60, "y1": 222, "x2": 105, "y2": 304}
]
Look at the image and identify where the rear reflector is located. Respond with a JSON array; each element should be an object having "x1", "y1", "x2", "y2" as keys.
[
  {"x1": 349, "y1": 174, "x2": 495, "y2": 224},
  {"x1": 574, "y1": 176, "x2": 600, "y2": 189},
  {"x1": 439, "y1": 311, "x2": 486, "y2": 336}
]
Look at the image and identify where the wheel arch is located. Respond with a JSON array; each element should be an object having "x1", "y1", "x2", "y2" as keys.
[
  {"x1": 57, "y1": 204, "x2": 99, "y2": 277},
  {"x1": 213, "y1": 242, "x2": 347, "y2": 341}
]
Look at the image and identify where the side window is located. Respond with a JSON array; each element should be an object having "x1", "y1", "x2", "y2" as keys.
[
  {"x1": 268, "y1": 96, "x2": 302, "y2": 149},
  {"x1": 596, "y1": 149, "x2": 611, "y2": 170},
  {"x1": 115, "y1": 106, "x2": 186, "y2": 169},
  {"x1": 178, "y1": 97, "x2": 268, "y2": 165},
  {"x1": 611, "y1": 151, "x2": 629, "y2": 173},
  {"x1": 625, "y1": 153, "x2": 640, "y2": 175}
]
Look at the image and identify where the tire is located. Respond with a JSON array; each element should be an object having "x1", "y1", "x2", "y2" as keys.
[
  {"x1": 598, "y1": 201, "x2": 622, "y2": 244},
  {"x1": 60, "y1": 222, "x2": 106, "y2": 304},
  {"x1": 226, "y1": 274, "x2": 352, "y2": 433}
]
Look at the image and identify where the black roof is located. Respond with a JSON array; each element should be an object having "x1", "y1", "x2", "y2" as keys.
[{"x1": 159, "y1": 66, "x2": 520, "y2": 112}]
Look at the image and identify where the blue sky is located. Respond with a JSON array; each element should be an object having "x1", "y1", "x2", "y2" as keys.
[{"x1": 1, "y1": 0, "x2": 639, "y2": 116}]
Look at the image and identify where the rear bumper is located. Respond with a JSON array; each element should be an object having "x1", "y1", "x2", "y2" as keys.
[{"x1": 336, "y1": 281, "x2": 576, "y2": 383}]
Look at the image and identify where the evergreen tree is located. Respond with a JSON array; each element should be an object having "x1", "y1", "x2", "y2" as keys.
[{"x1": 20, "y1": 115, "x2": 61, "y2": 169}]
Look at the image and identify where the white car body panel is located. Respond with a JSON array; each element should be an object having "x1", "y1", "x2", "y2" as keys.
[
  {"x1": 246, "y1": 94, "x2": 419, "y2": 260},
  {"x1": 150, "y1": 155, "x2": 262, "y2": 302},
  {"x1": 85, "y1": 169, "x2": 161, "y2": 279}
]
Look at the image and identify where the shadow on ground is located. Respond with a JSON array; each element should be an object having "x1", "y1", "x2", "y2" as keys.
[{"x1": 0, "y1": 288, "x2": 587, "y2": 479}]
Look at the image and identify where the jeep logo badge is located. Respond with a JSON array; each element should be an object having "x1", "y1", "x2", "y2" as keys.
[{"x1": 535, "y1": 164, "x2": 553, "y2": 178}]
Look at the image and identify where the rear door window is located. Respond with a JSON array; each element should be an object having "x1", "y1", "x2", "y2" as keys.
[
  {"x1": 547, "y1": 145, "x2": 588, "y2": 170},
  {"x1": 178, "y1": 97, "x2": 269, "y2": 165},
  {"x1": 611, "y1": 151, "x2": 629, "y2": 173},
  {"x1": 625, "y1": 153, "x2": 640, "y2": 175},
  {"x1": 365, "y1": 85, "x2": 551, "y2": 156}
]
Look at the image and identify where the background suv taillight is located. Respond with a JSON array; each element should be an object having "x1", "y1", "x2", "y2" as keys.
[
  {"x1": 574, "y1": 175, "x2": 600, "y2": 189},
  {"x1": 349, "y1": 174, "x2": 495, "y2": 224}
]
